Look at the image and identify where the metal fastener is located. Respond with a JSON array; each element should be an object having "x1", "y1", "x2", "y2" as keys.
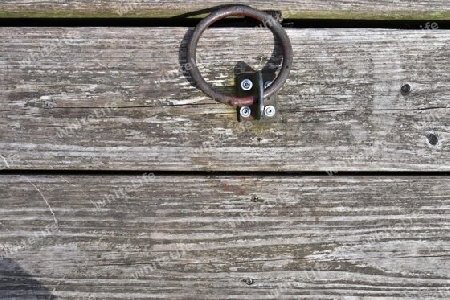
[
  {"x1": 241, "y1": 79, "x2": 253, "y2": 91},
  {"x1": 186, "y1": 5, "x2": 293, "y2": 107},
  {"x1": 240, "y1": 106, "x2": 252, "y2": 118},
  {"x1": 264, "y1": 106, "x2": 276, "y2": 117}
]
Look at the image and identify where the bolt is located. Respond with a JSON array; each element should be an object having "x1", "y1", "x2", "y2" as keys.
[
  {"x1": 240, "y1": 106, "x2": 251, "y2": 118},
  {"x1": 240, "y1": 79, "x2": 253, "y2": 91},
  {"x1": 264, "y1": 106, "x2": 276, "y2": 117}
]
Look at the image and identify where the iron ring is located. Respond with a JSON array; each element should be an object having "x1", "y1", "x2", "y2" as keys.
[{"x1": 186, "y1": 5, "x2": 293, "y2": 107}]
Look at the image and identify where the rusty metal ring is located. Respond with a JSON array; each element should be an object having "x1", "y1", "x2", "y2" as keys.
[{"x1": 186, "y1": 5, "x2": 293, "y2": 107}]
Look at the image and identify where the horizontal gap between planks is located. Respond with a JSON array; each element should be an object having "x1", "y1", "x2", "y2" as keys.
[
  {"x1": 0, "y1": 18, "x2": 450, "y2": 29},
  {"x1": 1, "y1": 170, "x2": 450, "y2": 177}
]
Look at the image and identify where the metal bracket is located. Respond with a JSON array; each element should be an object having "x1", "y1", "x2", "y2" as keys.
[
  {"x1": 236, "y1": 71, "x2": 278, "y2": 122},
  {"x1": 186, "y1": 5, "x2": 293, "y2": 110}
]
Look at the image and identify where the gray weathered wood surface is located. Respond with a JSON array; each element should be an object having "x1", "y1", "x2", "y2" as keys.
[
  {"x1": 1, "y1": 27, "x2": 449, "y2": 171},
  {"x1": 0, "y1": 0, "x2": 449, "y2": 19},
  {"x1": 0, "y1": 175, "x2": 449, "y2": 299}
]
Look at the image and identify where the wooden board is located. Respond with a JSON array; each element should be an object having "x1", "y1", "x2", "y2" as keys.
[
  {"x1": 1, "y1": 4, "x2": 448, "y2": 300},
  {"x1": 0, "y1": 0, "x2": 449, "y2": 20},
  {"x1": 0, "y1": 175, "x2": 449, "y2": 299},
  {"x1": 1, "y1": 27, "x2": 450, "y2": 172}
]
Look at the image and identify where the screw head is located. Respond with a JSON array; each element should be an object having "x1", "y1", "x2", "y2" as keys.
[
  {"x1": 240, "y1": 106, "x2": 251, "y2": 118},
  {"x1": 264, "y1": 106, "x2": 276, "y2": 117},
  {"x1": 240, "y1": 79, "x2": 253, "y2": 91}
]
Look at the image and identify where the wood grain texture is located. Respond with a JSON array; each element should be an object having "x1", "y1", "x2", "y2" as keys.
[
  {"x1": 0, "y1": 0, "x2": 449, "y2": 19},
  {"x1": 1, "y1": 27, "x2": 450, "y2": 171},
  {"x1": 0, "y1": 175, "x2": 449, "y2": 299}
]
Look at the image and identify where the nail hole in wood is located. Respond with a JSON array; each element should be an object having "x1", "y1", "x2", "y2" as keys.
[
  {"x1": 251, "y1": 195, "x2": 263, "y2": 202},
  {"x1": 401, "y1": 84, "x2": 411, "y2": 96},
  {"x1": 426, "y1": 133, "x2": 438, "y2": 146},
  {"x1": 241, "y1": 278, "x2": 255, "y2": 285}
]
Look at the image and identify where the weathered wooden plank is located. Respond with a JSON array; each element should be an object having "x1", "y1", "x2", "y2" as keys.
[
  {"x1": 1, "y1": 27, "x2": 450, "y2": 171},
  {"x1": 0, "y1": 0, "x2": 449, "y2": 20},
  {"x1": 0, "y1": 175, "x2": 449, "y2": 299}
]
